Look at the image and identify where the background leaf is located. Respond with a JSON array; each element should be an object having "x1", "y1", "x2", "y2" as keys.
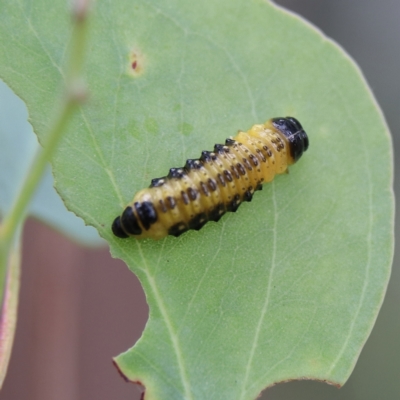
[{"x1": 0, "y1": 0, "x2": 393, "y2": 399}]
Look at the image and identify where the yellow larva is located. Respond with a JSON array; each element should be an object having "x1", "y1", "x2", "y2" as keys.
[{"x1": 112, "y1": 117, "x2": 309, "y2": 240}]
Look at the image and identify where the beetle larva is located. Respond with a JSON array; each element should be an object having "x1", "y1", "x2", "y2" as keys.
[{"x1": 112, "y1": 117, "x2": 308, "y2": 240}]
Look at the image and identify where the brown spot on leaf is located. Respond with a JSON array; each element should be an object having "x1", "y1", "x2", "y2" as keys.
[{"x1": 128, "y1": 49, "x2": 145, "y2": 77}]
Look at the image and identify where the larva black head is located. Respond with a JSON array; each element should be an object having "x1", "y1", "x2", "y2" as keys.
[{"x1": 272, "y1": 117, "x2": 309, "y2": 162}]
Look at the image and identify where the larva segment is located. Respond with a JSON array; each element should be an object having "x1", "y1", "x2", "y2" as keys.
[{"x1": 112, "y1": 117, "x2": 309, "y2": 240}]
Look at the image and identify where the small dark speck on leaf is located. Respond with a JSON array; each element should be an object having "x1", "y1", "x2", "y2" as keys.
[{"x1": 128, "y1": 48, "x2": 145, "y2": 77}]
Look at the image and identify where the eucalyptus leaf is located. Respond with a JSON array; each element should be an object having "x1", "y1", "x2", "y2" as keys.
[{"x1": 0, "y1": 1, "x2": 393, "y2": 399}]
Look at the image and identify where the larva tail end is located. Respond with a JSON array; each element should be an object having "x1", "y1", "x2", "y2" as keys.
[{"x1": 112, "y1": 216, "x2": 129, "y2": 238}]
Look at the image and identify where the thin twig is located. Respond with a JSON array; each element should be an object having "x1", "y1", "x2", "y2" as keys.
[{"x1": 0, "y1": 0, "x2": 91, "y2": 297}]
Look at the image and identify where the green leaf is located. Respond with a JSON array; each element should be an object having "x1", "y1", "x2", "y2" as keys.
[{"x1": 0, "y1": 1, "x2": 393, "y2": 399}]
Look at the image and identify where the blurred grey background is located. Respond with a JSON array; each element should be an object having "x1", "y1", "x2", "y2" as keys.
[{"x1": 1, "y1": 1, "x2": 398, "y2": 399}]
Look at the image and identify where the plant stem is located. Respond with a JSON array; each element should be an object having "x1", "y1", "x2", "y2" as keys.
[{"x1": 0, "y1": 0, "x2": 91, "y2": 291}]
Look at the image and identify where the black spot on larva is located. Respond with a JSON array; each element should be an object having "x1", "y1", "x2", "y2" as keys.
[
  {"x1": 135, "y1": 201, "x2": 157, "y2": 230},
  {"x1": 121, "y1": 206, "x2": 142, "y2": 235},
  {"x1": 241, "y1": 144, "x2": 249, "y2": 153},
  {"x1": 256, "y1": 183, "x2": 263, "y2": 191},
  {"x1": 200, "y1": 182, "x2": 209, "y2": 196},
  {"x1": 217, "y1": 173, "x2": 226, "y2": 186},
  {"x1": 208, "y1": 203, "x2": 225, "y2": 221},
  {"x1": 150, "y1": 177, "x2": 166, "y2": 187},
  {"x1": 225, "y1": 138, "x2": 236, "y2": 146},
  {"x1": 256, "y1": 149, "x2": 266, "y2": 162},
  {"x1": 231, "y1": 165, "x2": 240, "y2": 179},
  {"x1": 188, "y1": 213, "x2": 207, "y2": 230},
  {"x1": 168, "y1": 222, "x2": 188, "y2": 237},
  {"x1": 208, "y1": 178, "x2": 218, "y2": 191},
  {"x1": 243, "y1": 158, "x2": 252, "y2": 171},
  {"x1": 249, "y1": 154, "x2": 259, "y2": 167},
  {"x1": 112, "y1": 216, "x2": 129, "y2": 238},
  {"x1": 168, "y1": 168, "x2": 186, "y2": 179},
  {"x1": 244, "y1": 189, "x2": 253, "y2": 202},
  {"x1": 200, "y1": 151, "x2": 212, "y2": 162},
  {"x1": 159, "y1": 199, "x2": 168, "y2": 213},
  {"x1": 214, "y1": 144, "x2": 225, "y2": 153},
  {"x1": 224, "y1": 170, "x2": 233, "y2": 182},
  {"x1": 227, "y1": 194, "x2": 241, "y2": 212},
  {"x1": 181, "y1": 191, "x2": 189, "y2": 205},
  {"x1": 166, "y1": 196, "x2": 176, "y2": 209},
  {"x1": 185, "y1": 159, "x2": 203, "y2": 170},
  {"x1": 236, "y1": 163, "x2": 246, "y2": 175},
  {"x1": 187, "y1": 187, "x2": 198, "y2": 201},
  {"x1": 263, "y1": 145, "x2": 269, "y2": 152}
]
